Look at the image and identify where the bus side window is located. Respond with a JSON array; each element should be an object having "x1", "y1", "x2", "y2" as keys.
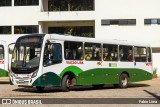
[
  {"x1": 64, "y1": 41, "x2": 83, "y2": 60},
  {"x1": 43, "y1": 43, "x2": 62, "y2": 66},
  {"x1": 103, "y1": 44, "x2": 118, "y2": 61},
  {"x1": 134, "y1": 47, "x2": 147, "y2": 62},
  {"x1": 52, "y1": 44, "x2": 62, "y2": 63},
  {"x1": 119, "y1": 45, "x2": 133, "y2": 62},
  {"x1": 84, "y1": 43, "x2": 101, "y2": 61},
  {"x1": 43, "y1": 43, "x2": 50, "y2": 66}
]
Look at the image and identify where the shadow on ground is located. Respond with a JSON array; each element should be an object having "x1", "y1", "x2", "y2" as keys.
[
  {"x1": 0, "y1": 81, "x2": 9, "y2": 84},
  {"x1": 143, "y1": 90, "x2": 160, "y2": 100},
  {"x1": 12, "y1": 83, "x2": 150, "y2": 93}
]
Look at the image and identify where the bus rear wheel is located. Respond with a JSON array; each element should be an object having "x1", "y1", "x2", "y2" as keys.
[
  {"x1": 62, "y1": 74, "x2": 71, "y2": 92},
  {"x1": 118, "y1": 73, "x2": 129, "y2": 88}
]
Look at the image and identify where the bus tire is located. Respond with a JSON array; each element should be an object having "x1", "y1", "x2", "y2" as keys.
[
  {"x1": 36, "y1": 86, "x2": 44, "y2": 92},
  {"x1": 62, "y1": 74, "x2": 70, "y2": 92},
  {"x1": 119, "y1": 73, "x2": 129, "y2": 88}
]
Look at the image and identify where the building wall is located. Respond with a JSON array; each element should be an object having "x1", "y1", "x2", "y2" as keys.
[
  {"x1": 95, "y1": 0, "x2": 160, "y2": 41},
  {"x1": 0, "y1": 0, "x2": 160, "y2": 76},
  {"x1": 0, "y1": 6, "x2": 39, "y2": 25},
  {"x1": 95, "y1": 0, "x2": 160, "y2": 76}
]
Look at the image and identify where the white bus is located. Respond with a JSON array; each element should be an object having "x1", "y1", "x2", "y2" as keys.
[
  {"x1": 10, "y1": 34, "x2": 153, "y2": 92},
  {"x1": 0, "y1": 40, "x2": 9, "y2": 77},
  {"x1": 0, "y1": 40, "x2": 15, "y2": 78}
]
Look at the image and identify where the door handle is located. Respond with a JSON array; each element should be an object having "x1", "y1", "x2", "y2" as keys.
[{"x1": 134, "y1": 62, "x2": 136, "y2": 66}]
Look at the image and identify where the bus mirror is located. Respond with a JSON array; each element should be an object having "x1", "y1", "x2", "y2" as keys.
[
  {"x1": 9, "y1": 48, "x2": 13, "y2": 54},
  {"x1": 47, "y1": 40, "x2": 51, "y2": 45},
  {"x1": 8, "y1": 43, "x2": 15, "y2": 54}
]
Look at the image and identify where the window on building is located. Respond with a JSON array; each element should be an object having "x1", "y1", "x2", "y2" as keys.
[
  {"x1": 144, "y1": 19, "x2": 151, "y2": 24},
  {"x1": 110, "y1": 20, "x2": 119, "y2": 25},
  {"x1": 134, "y1": 47, "x2": 147, "y2": 62},
  {"x1": 0, "y1": 0, "x2": 11, "y2": 6},
  {"x1": 14, "y1": 0, "x2": 39, "y2": 6},
  {"x1": 158, "y1": 19, "x2": 160, "y2": 24},
  {"x1": 48, "y1": 26, "x2": 94, "y2": 37},
  {"x1": 119, "y1": 45, "x2": 133, "y2": 62},
  {"x1": 152, "y1": 48, "x2": 160, "y2": 53},
  {"x1": 48, "y1": 0, "x2": 94, "y2": 11},
  {"x1": 64, "y1": 41, "x2": 83, "y2": 60},
  {"x1": 0, "y1": 26, "x2": 11, "y2": 34},
  {"x1": 14, "y1": 25, "x2": 38, "y2": 34},
  {"x1": 101, "y1": 20, "x2": 110, "y2": 25},
  {"x1": 84, "y1": 43, "x2": 101, "y2": 61},
  {"x1": 101, "y1": 19, "x2": 136, "y2": 26},
  {"x1": 103, "y1": 44, "x2": 118, "y2": 61},
  {"x1": 144, "y1": 18, "x2": 160, "y2": 25},
  {"x1": 0, "y1": 45, "x2": 4, "y2": 60}
]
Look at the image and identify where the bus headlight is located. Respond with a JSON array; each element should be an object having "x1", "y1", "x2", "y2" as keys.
[
  {"x1": 10, "y1": 71, "x2": 16, "y2": 77},
  {"x1": 31, "y1": 69, "x2": 39, "y2": 78},
  {"x1": 10, "y1": 70, "x2": 16, "y2": 77}
]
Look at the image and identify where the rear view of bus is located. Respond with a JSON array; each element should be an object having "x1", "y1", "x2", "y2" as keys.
[{"x1": 10, "y1": 34, "x2": 44, "y2": 90}]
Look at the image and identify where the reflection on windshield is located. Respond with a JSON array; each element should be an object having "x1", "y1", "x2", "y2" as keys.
[{"x1": 11, "y1": 43, "x2": 42, "y2": 68}]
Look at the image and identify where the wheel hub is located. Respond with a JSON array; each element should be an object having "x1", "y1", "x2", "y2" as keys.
[{"x1": 122, "y1": 78, "x2": 127, "y2": 86}]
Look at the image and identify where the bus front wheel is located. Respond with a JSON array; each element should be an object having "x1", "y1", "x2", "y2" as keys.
[
  {"x1": 62, "y1": 74, "x2": 71, "y2": 92},
  {"x1": 118, "y1": 73, "x2": 129, "y2": 88}
]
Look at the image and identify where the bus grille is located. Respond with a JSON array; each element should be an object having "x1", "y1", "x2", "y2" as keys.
[{"x1": 15, "y1": 80, "x2": 29, "y2": 85}]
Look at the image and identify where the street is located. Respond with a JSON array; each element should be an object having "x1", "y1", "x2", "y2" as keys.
[{"x1": 0, "y1": 77, "x2": 160, "y2": 106}]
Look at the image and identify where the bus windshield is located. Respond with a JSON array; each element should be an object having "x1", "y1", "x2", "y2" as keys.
[{"x1": 11, "y1": 36, "x2": 43, "y2": 70}]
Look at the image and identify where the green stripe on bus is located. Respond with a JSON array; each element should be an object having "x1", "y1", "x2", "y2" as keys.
[
  {"x1": 60, "y1": 66, "x2": 152, "y2": 85},
  {"x1": 32, "y1": 66, "x2": 152, "y2": 87},
  {"x1": 0, "y1": 68, "x2": 8, "y2": 77},
  {"x1": 60, "y1": 65, "x2": 83, "y2": 77},
  {"x1": 76, "y1": 68, "x2": 152, "y2": 85},
  {"x1": 32, "y1": 72, "x2": 61, "y2": 86}
]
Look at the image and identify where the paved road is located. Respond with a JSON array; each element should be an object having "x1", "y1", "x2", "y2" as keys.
[{"x1": 0, "y1": 77, "x2": 160, "y2": 107}]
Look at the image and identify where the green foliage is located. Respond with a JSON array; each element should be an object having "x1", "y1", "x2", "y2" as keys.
[
  {"x1": 153, "y1": 69, "x2": 157, "y2": 75},
  {"x1": 48, "y1": 0, "x2": 94, "y2": 11}
]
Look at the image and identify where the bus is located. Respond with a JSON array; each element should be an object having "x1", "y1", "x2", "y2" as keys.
[
  {"x1": 0, "y1": 40, "x2": 9, "y2": 77},
  {"x1": 10, "y1": 34, "x2": 153, "y2": 92},
  {"x1": 0, "y1": 40, "x2": 15, "y2": 78}
]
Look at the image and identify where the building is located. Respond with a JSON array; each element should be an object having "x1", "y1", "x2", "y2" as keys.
[{"x1": 0, "y1": 0, "x2": 160, "y2": 76}]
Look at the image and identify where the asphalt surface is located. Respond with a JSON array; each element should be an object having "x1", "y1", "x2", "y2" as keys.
[{"x1": 0, "y1": 77, "x2": 160, "y2": 107}]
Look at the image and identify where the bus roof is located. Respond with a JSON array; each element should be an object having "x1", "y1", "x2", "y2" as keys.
[
  {"x1": 48, "y1": 34, "x2": 150, "y2": 47},
  {"x1": 0, "y1": 40, "x2": 7, "y2": 45},
  {"x1": 19, "y1": 34, "x2": 150, "y2": 47}
]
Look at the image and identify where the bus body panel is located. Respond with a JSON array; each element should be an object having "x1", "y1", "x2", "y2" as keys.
[{"x1": 31, "y1": 65, "x2": 152, "y2": 87}]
